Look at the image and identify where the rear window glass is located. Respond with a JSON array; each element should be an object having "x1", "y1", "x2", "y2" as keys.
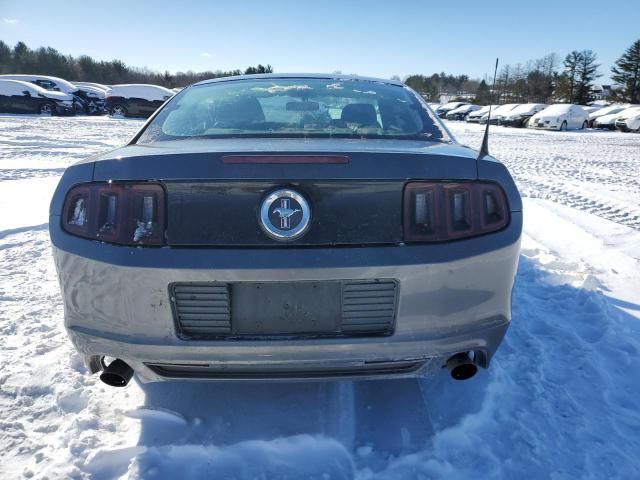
[{"x1": 135, "y1": 78, "x2": 447, "y2": 143}]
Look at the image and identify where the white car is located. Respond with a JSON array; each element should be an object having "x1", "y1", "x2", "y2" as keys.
[
  {"x1": 479, "y1": 104, "x2": 520, "y2": 125},
  {"x1": 614, "y1": 107, "x2": 640, "y2": 132},
  {"x1": 445, "y1": 104, "x2": 482, "y2": 120},
  {"x1": 466, "y1": 105, "x2": 492, "y2": 123},
  {"x1": 436, "y1": 101, "x2": 468, "y2": 117},
  {"x1": 588, "y1": 104, "x2": 630, "y2": 127},
  {"x1": 500, "y1": 103, "x2": 547, "y2": 128},
  {"x1": 529, "y1": 104, "x2": 588, "y2": 131},
  {"x1": 592, "y1": 107, "x2": 635, "y2": 130}
]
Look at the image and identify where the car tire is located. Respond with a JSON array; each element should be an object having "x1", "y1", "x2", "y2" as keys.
[
  {"x1": 110, "y1": 104, "x2": 127, "y2": 117},
  {"x1": 39, "y1": 103, "x2": 55, "y2": 115},
  {"x1": 581, "y1": 120, "x2": 588, "y2": 129},
  {"x1": 560, "y1": 121, "x2": 568, "y2": 131}
]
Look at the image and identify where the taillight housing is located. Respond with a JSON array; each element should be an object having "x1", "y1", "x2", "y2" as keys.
[
  {"x1": 61, "y1": 183, "x2": 166, "y2": 246},
  {"x1": 403, "y1": 181, "x2": 509, "y2": 242}
]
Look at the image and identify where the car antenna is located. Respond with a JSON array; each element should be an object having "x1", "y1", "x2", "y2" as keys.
[{"x1": 478, "y1": 58, "x2": 499, "y2": 162}]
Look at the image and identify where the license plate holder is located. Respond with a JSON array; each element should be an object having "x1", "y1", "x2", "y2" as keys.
[{"x1": 231, "y1": 281, "x2": 342, "y2": 335}]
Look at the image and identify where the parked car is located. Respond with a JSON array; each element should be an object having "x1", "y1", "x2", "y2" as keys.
[
  {"x1": 435, "y1": 101, "x2": 468, "y2": 118},
  {"x1": 500, "y1": 103, "x2": 547, "y2": 128},
  {"x1": 0, "y1": 74, "x2": 105, "y2": 114},
  {"x1": 614, "y1": 107, "x2": 640, "y2": 132},
  {"x1": 529, "y1": 104, "x2": 588, "y2": 131},
  {"x1": 105, "y1": 84, "x2": 174, "y2": 118},
  {"x1": 0, "y1": 79, "x2": 75, "y2": 115},
  {"x1": 588, "y1": 104, "x2": 630, "y2": 127},
  {"x1": 445, "y1": 104, "x2": 482, "y2": 121},
  {"x1": 479, "y1": 104, "x2": 520, "y2": 125},
  {"x1": 592, "y1": 108, "x2": 630, "y2": 129},
  {"x1": 466, "y1": 105, "x2": 492, "y2": 123},
  {"x1": 50, "y1": 73, "x2": 522, "y2": 386}
]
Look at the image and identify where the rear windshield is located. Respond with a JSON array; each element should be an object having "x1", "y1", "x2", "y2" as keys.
[{"x1": 135, "y1": 78, "x2": 447, "y2": 143}]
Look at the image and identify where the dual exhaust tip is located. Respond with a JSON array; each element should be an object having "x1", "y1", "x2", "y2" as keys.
[
  {"x1": 100, "y1": 358, "x2": 134, "y2": 387},
  {"x1": 99, "y1": 353, "x2": 478, "y2": 386},
  {"x1": 445, "y1": 352, "x2": 478, "y2": 381}
]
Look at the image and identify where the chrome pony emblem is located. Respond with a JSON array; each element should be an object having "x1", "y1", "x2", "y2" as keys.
[
  {"x1": 260, "y1": 189, "x2": 311, "y2": 241},
  {"x1": 272, "y1": 199, "x2": 301, "y2": 229}
]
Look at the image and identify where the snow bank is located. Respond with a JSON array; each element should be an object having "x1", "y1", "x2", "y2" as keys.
[{"x1": 86, "y1": 436, "x2": 354, "y2": 479}]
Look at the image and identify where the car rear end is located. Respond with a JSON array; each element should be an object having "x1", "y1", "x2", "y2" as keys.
[{"x1": 50, "y1": 75, "x2": 522, "y2": 384}]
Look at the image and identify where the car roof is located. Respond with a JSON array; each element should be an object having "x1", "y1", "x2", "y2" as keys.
[
  {"x1": 193, "y1": 73, "x2": 405, "y2": 88},
  {"x1": 109, "y1": 83, "x2": 174, "y2": 91},
  {"x1": 0, "y1": 74, "x2": 76, "y2": 88},
  {"x1": 0, "y1": 78, "x2": 47, "y2": 93}
]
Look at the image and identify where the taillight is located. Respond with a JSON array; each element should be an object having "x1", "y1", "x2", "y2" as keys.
[
  {"x1": 403, "y1": 182, "x2": 508, "y2": 242},
  {"x1": 62, "y1": 183, "x2": 166, "y2": 245}
]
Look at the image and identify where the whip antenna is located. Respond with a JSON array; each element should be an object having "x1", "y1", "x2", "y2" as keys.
[{"x1": 478, "y1": 58, "x2": 499, "y2": 160}]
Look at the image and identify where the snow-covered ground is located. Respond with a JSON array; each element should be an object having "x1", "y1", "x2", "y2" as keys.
[{"x1": 1, "y1": 116, "x2": 639, "y2": 479}]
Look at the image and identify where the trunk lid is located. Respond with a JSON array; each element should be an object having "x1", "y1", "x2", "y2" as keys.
[{"x1": 92, "y1": 138, "x2": 479, "y2": 246}]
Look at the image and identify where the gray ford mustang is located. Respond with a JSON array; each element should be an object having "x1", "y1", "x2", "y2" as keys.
[{"x1": 50, "y1": 74, "x2": 522, "y2": 386}]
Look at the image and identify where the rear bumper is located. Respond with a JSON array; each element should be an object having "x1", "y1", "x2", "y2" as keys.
[
  {"x1": 69, "y1": 321, "x2": 510, "y2": 382},
  {"x1": 52, "y1": 214, "x2": 521, "y2": 382}
]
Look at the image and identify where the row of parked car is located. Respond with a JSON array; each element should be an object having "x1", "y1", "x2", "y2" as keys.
[
  {"x1": 0, "y1": 74, "x2": 178, "y2": 118},
  {"x1": 431, "y1": 101, "x2": 640, "y2": 132}
]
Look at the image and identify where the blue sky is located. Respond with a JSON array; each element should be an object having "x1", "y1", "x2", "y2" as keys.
[{"x1": 1, "y1": 0, "x2": 638, "y2": 81}]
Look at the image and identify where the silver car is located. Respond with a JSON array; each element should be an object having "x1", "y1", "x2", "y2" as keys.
[{"x1": 50, "y1": 74, "x2": 522, "y2": 386}]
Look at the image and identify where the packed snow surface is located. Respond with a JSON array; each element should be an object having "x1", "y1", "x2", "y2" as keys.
[{"x1": 1, "y1": 116, "x2": 640, "y2": 479}]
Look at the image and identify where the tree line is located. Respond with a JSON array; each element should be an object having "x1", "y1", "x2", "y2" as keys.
[
  {"x1": 1, "y1": 39, "x2": 638, "y2": 104},
  {"x1": 0, "y1": 40, "x2": 273, "y2": 87},
  {"x1": 405, "y1": 39, "x2": 640, "y2": 105}
]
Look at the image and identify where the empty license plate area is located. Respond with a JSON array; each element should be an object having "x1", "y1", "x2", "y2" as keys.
[{"x1": 231, "y1": 281, "x2": 342, "y2": 335}]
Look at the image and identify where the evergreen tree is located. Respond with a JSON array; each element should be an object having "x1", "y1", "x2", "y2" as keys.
[
  {"x1": 557, "y1": 50, "x2": 600, "y2": 103},
  {"x1": 561, "y1": 51, "x2": 581, "y2": 102},
  {"x1": 611, "y1": 39, "x2": 640, "y2": 103},
  {"x1": 0, "y1": 41, "x2": 11, "y2": 73},
  {"x1": 475, "y1": 80, "x2": 491, "y2": 104},
  {"x1": 574, "y1": 50, "x2": 600, "y2": 104}
]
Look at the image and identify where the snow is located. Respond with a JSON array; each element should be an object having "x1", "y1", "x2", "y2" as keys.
[
  {"x1": 106, "y1": 84, "x2": 174, "y2": 101},
  {"x1": 483, "y1": 103, "x2": 519, "y2": 117},
  {"x1": 504, "y1": 103, "x2": 546, "y2": 116},
  {"x1": 538, "y1": 103, "x2": 573, "y2": 114},
  {"x1": 1, "y1": 115, "x2": 640, "y2": 479}
]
